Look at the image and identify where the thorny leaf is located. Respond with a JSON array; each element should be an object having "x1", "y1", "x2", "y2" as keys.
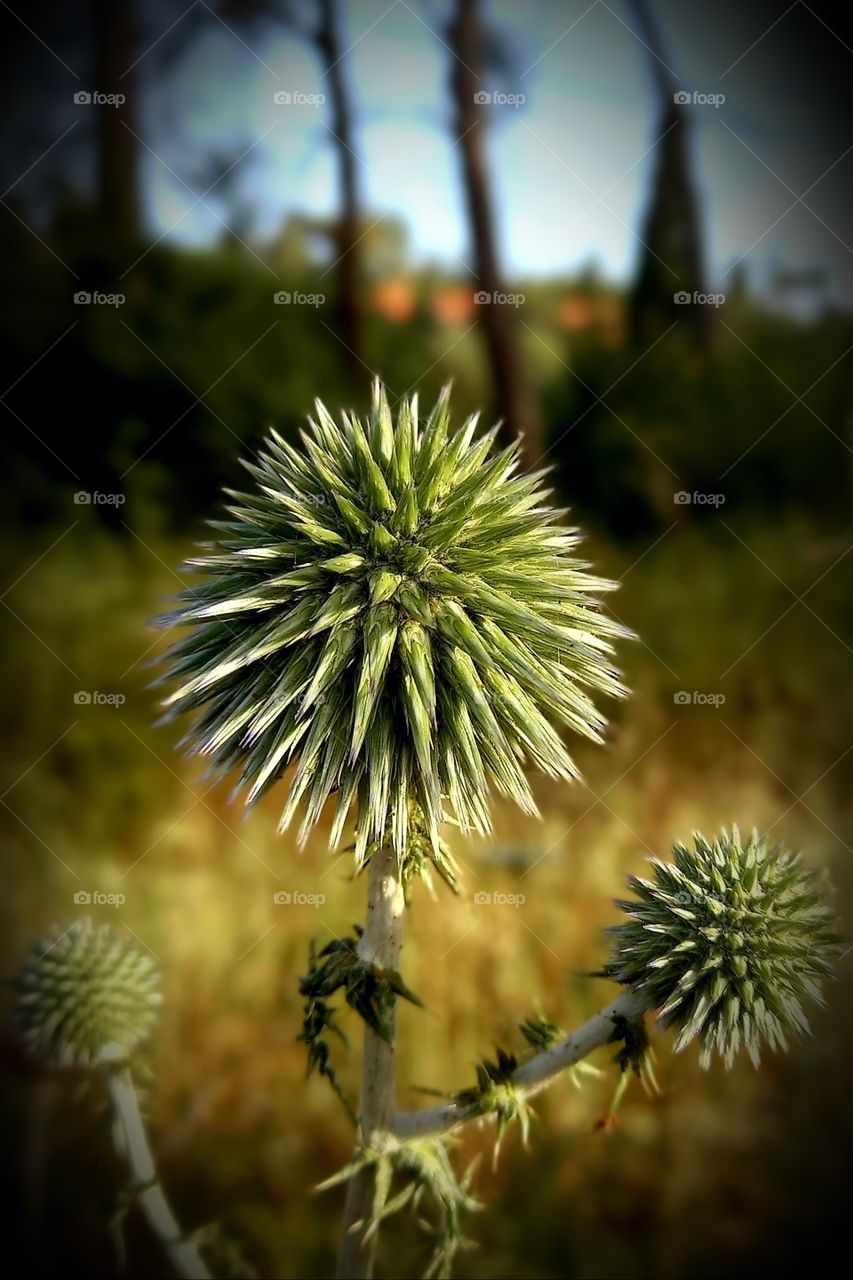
[
  {"x1": 317, "y1": 1137, "x2": 479, "y2": 1280},
  {"x1": 299, "y1": 932, "x2": 424, "y2": 1117}
]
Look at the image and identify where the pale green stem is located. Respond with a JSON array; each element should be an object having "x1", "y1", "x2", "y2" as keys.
[
  {"x1": 394, "y1": 987, "x2": 649, "y2": 1140},
  {"x1": 337, "y1": 843, "x2": 406, "y2": 1280},
  {"x1": 106, "y1": 1064, "x2": 211, "y2": 1280}
]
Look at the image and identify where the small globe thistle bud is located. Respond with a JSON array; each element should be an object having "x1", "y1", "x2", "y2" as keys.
[
  {"x1": 605, "y1": 829, "x2": 841, "y2": 1068},
  {"x1": 160, "y1": 382, "x2": 627, "y2": 864},
  {"x1": 14, "y1": 919, "x2": 161, "y2": 1068}
]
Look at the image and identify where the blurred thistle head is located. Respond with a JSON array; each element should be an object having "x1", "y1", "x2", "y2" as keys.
[
  {"x1": 606, "y1": 828, "x2": 841, "y2": 1068},
  {"x1": 160, "y1": 380, "x2": 627, "y2": 864},
  {"x1": 14, "y1": 919, "x2": 161, "y2": 1069}
]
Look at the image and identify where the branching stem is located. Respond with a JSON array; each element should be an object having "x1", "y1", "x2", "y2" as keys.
[{"x1": 394, "y1": 988, "x2": 649, "y2": 1140}]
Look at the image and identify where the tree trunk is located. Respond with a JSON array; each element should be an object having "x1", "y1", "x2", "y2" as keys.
[
  {"x1": 316, "y1": 0, "x2": 364, "y2": 376},
  {"x1": 626, "y1": 0, "x2": 711, "y2": 348},
  {"x1": 448, "y1": 0, "x2": 543, "y2": 466},
  {"x1": 92, "y1": 0, "x2": 140, "y2": 245}
]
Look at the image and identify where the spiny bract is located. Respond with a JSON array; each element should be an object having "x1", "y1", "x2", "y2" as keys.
[
  {"x1": 606, "y1": 829, "x2": 840, "y2": 1068},
  {"x1": 160, "y1": 381, "x2": 626, "y2": 863},
  {"x1": 14, "y1": 919, "x2": 161, "y2": 1068}
]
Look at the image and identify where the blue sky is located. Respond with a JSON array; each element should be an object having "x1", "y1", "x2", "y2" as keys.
[{"x1": 143, "y1": 0, "x2": 852, "y2": 302}]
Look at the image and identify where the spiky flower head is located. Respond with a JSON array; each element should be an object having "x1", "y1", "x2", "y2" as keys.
[
  {"x1": 14, "y1": 919, "x2": 161, "y2": 1068},
  {"x1": 160, "y1": 381, "x2": 626, "y2": 864},
  {"x1": 606, "y1": 829, "x2": 840, "y2": 1068}
]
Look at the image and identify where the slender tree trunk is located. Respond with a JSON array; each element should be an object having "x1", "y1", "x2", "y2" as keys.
[
  {"x1": 337, "y1": 844, "x2": 406, "y2": 1280},
  {"x1": 448, "y1": 0, "x2": 543, "y2": 466},
  {"x1": 92, "y1": 0, "x2": 140, "y2": 245},
  {"x1": 626, "y1": 0, "x2": 711, "y2": 348},
  {"x1": 316, "y1": 0, "x2": 363, "y2": 375}
]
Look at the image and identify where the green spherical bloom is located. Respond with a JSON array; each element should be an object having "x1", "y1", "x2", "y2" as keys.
[
  {"x1": 606, "y1": 829, "x2": 841, "y2": 1068},
  {"x1": 14, "y1": 919, "x2": 161, "y2": 1068},
  {"x1": 160, "y1": 382, "x2": 627, "y2": 862}
]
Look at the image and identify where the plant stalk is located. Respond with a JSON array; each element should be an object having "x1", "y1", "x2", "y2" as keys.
[
  {"x1": 394, "y1": 987, "x2": 649, "y2": 1140},
  {"x1": 337, "y1": 843, "x2": 406, "y2": 1279},
  {"x1": 106, "y1": 1064, "x2": 211, "y2": 1280}
]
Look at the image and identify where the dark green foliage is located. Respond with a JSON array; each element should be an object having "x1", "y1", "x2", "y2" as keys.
[{"x1": 299, "y1": 929, "x2": 423, "y2": 1048}]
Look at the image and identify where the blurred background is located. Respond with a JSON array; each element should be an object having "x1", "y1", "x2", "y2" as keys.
[{"x1": 1, "y1": 0, "x2": 852, "y2": 1276}]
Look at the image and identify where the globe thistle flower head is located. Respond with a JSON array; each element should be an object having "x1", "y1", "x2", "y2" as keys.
[
  {"x1": 14, "y1": 919, "x2": 161, "y2": 1069},
  {"x1": 606, "y1": 829, "x2": 841, "y2": 1068},
  {"x1": 160, "y1": 381, "x2": 627, "y2": 866}
]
